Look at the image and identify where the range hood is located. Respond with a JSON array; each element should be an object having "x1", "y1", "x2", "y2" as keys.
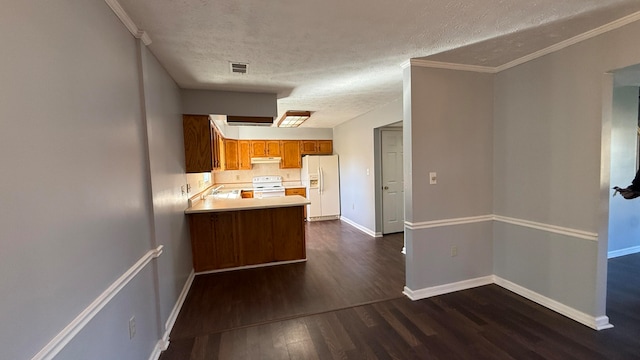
[
  {"x1": 250, "y1": 157, "x2": 281, "y2": 164},
  {"x1": 227, "y1": 115, "x2": 274, "y2": 127}
]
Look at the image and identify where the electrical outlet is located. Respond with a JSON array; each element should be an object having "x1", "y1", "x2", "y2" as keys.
[
  {"x1": 129, "y1": 316, "x2": 136, "y2": 340},
  {"x1": 352, "y1": 203, "x2": 355, "y2": 210},
  {"x1": 429, "y1": 172, "x2": 437, "y2": 185},
  {"x1": 181, "y1": 185, "x2": 185, "y2": 196},
  {"x1": 451, "y1": 246, "x2": 458, "y2": 257},
  {"x1": 236, "y1": 175, "x2": 240, "y2": 181}
]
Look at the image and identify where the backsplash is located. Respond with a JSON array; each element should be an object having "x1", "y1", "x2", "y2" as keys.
[{"x1": 214, "y1": 163, "x2": 301, "y2": 184}]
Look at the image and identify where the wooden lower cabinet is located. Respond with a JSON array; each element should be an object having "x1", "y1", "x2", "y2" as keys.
[
  {"x1": 189, "y1": 212, "x2": 240, "y2": 271},
  {"x1": 187, "y1": 206, "x2": 306, "y2": 272},
  {"x1": 285, "y1": 188, "x2": 306, "y2": 218}
]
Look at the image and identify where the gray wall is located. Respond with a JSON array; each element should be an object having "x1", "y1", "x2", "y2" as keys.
[
  {"x1": 140, "y1": 46, "x2": 193, "y2": 333},
  {"x1": 404, "y1": 66, "x2": 494, "y2": 290},
  {"x1": 608, "y1": 86, "x2": 640, "y2": 255},
  {"x1": 0, "y1": 1, "x2": 190, "y2": 359},
  {"x1": 333, "y1": 99, "x2": 403, "y2": 233},
  {"x1": 181, "y1": 89, "x2": 278, "y2": 117},
  {"x1": 493, "y1": 19, "x2": 640, "y2": 317}
]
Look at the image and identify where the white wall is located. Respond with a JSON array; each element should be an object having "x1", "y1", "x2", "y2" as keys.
[
  {"x1": 403, "y1": 66, "x2": 494, "y2": 291},
  {"x1": 333, "y1": 99, "x2": 403, "y2": 234},
  {"x1": 0, "y1": 1, "x2": 190, "y2": 359},
  {"x1": 608, "y1": 86, "x2": 640, "y2": 256}
]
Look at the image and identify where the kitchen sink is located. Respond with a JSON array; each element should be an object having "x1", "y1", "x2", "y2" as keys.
[{"x1": 208, "y1": 189, "x2": 241, "y2": 200}]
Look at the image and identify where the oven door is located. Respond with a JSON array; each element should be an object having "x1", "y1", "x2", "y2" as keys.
[{"x1": 253, "y1": 188, "x2": 285, "y2": 198}]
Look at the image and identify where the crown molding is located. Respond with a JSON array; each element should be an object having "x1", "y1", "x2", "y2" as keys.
[
  {"x1": 495, "y1": 10, "x2": 640, "y2": 72},
  {"x1": 104, "y1": 0, "x2": 152, "y2": 45},
  {"x1": 409, "y1": 59, "x2": 496, "y2": 73},
  {"x1": 407, "y1": 10, "x2": 640, "y2": 74}
]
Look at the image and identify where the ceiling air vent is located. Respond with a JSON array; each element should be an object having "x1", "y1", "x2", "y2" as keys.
[{"x1": 230, "y1": 62, "x2": 248, "y2": 74}]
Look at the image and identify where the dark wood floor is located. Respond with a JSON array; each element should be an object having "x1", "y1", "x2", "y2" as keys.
[{"x1": 161, "y1": 221, "x2": 640, "y2": 359}]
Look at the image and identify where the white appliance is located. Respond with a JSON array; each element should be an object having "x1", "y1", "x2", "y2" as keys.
[
  {"x1": 301, "y1": 155, "x2": 340, "y2": 221},
  {"x1": 252, "y1": 175, "x2": 285, "y2": 198}
]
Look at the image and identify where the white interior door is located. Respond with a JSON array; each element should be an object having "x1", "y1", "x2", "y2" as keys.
[{"x1": 381, "y1": 130, "x2": 404, "y2": 234}]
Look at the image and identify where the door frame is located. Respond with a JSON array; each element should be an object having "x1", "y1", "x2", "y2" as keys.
[{"x1": 373, "y1": 123, "x2": 404, "y2": 237}]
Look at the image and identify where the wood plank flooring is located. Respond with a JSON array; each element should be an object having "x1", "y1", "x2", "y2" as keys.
[{"x1": 161, "y1": 221, "x2": 640, "y2": 359}]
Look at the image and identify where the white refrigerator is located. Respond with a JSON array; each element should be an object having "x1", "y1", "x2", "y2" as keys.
[{"x1": 301, "y1": 155, "x2": 340, "y2": 221}]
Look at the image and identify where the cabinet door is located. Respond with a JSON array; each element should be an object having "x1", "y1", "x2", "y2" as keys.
[
  {"x1": 266, "y1": 140, "x2": 281, "y2": 156},
  {"x1": 211, "y1": 212, "x2": 241, "y2": 269},
  {"x1": 300, "y1": 140, "x2": 317, "y2": 155},
  {"x1": 212, "y1": 126, "x2": 222, "y2": 169},
  {"x1": 224, "y1": 139, "x2": 239, "y2": 170},
  {"x1": 272, "y1": 207, "x2": 305, "y2": 261},
  {"x1": 183, "y1": 115, "x2": 213, "y2": 173},
  {"x1": 237, "y1": 209, "x2": 274, "y2": 265},
  {"x1": 280, "y1": 140, "x2": 301, "y2": 168},
  {"x1": 317, "y1": 140, "x2": 333, "y2": 154},
  {"x1": 250, "y1": 140, "x2": 266, "y2": 157},
  {"x1": 238, "y1": 140, "x2": 251, "y2": 170},
  {"x1": 189, "y1": 212, "x2": 241, "y2": 271}
]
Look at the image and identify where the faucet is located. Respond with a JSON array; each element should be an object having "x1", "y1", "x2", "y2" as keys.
[{"x1": 202, "y1": 185, "x2": 224, "y2": 200}]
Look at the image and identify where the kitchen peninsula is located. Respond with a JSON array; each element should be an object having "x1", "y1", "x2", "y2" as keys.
[{"x1": 185, "y1": 195, "x2": 310, "y2": 273}]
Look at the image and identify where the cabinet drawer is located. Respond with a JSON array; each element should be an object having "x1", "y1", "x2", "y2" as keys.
[{"x1": 285, "y1": 188, "x2": 306, "y2": 197}]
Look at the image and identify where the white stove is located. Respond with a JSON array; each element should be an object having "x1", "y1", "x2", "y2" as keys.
[{"x1": 252, "y1": 175, "x2": 285, "y2": 198}]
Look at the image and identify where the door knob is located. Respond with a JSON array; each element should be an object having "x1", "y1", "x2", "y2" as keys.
[{"x1": 383, "y1": 186, "x2": 389, "y2": 190}]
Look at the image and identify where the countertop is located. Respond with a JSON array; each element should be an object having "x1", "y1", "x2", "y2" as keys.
[
  {"x1": 212, "y1": 182, "x2": 305, "y2": 191},
  {"x1": 185, "y1": 195, "x2": 310, "y2": 214}
]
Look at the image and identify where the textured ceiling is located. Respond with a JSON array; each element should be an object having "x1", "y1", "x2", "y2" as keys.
[{"x1": 117, "y1": 0, "x2": 640, "y2": 128}]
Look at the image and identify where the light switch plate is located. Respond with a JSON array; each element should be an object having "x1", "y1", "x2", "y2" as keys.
[{"x1": 429, "y1": 172, "x2": 437, "y2": 185}]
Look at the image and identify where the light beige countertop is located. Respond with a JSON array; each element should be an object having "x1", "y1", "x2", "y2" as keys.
[
  {"x1": 209, "y1": 182, "x2": 305, "y2": 191},
  {"x1": 185, "y1": 195, "x2": 310, "y2": 214}
]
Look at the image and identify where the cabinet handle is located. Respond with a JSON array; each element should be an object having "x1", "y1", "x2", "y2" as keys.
[{"x1": 383, "y1": 186, "x2": 389, "y2": 190}]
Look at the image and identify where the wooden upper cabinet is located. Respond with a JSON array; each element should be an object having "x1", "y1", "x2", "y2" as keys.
[
  {"x1": 317, "y1": 140, "x2": 333, "y2": 154},
  {"x1": 183, "y1": 115, "x2": 215, "y2": 173},
  {"x1": 266, "y1": 141, "x2": 281, "y2": 156},
  {"x1": 251, "y1": 140, "x2": 281, "y2": 157},
  {"x1": 300, "y1": 140, "x2": 317, "y2": 154},
  {"x1": 300, "y1": 140, "x2": 333, "y2": 155},
  {"x1": 238, "y1": 140, "x2": 251, "y2": 170},
  {"x1": 250, "y1": 140, "x2": 266, "y2": 157},
  {"x1": 280, "y1": 140, "x2": 301, "y2": 168},
  {"x1": 224, "y1": 139, "x2": 239, "y2": 170}
]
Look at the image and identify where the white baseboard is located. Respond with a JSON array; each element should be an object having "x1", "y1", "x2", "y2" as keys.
[
  {"x1": 608, "y1": 245, "x2": 640, "y2": 259},
  {"x1": 149, "y1": 269, "x2": 195, "y2": 360},
  {"x1": 164, "y1": 270, "x2": 195, "y2": 338},
  {"x1": 339, "y1": 216, "x2": 382, "y2": 237},
  {"x1": 493, "y1": 276, "x2": 613, "y2": 331},
  {"x1": 403, "y1": 275, "x2": 613, "y2": 331},
  {"x1": 148, "y1": 342, "x2": 164, "y2": 360},
  {"x1": 403, "y1": 276, "x2": 494, "y2": 300}
]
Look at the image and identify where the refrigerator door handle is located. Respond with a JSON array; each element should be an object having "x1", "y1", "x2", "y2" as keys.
[{"x1": 320, "y1": 167, "x2": 324, "y2": 194}]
